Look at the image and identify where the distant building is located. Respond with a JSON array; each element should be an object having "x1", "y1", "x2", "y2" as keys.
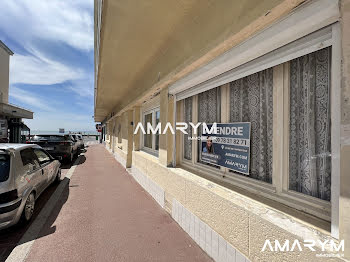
[{"x1": 0, "y1": 40, "x2": 33, "y2": 143}]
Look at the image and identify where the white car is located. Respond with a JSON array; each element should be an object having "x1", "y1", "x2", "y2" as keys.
[
  {"x1": 72, "y1": 134, "x2": 84, "y2": 150},
  {"x1": 0, "y1": 144, "x2": 61, "y2": 230}
]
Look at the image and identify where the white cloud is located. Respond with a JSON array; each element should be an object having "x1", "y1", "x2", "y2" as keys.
[
  {"x1": 0, "y1": 0, "x2": 93, "y2": 52},
  {"x1": 23, "y1": 111, "x2": 95, "y2": 132},
  {"x1": 0, "y1": 0, "x2": 93, "y2": 85},
  {"x1": 1, "y1": 0, "x2": 95, "y2": 131},
  {"x1": 10, "y1": 87, "x2": 95, "y2": 131},
  {"x1": 10, "y1": 87, "x2": 54, "y2": 112},
  {"x1": 10, "y1": 54, "x2": 83, "y2": 85}
]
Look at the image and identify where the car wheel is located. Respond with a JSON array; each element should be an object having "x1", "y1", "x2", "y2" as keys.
[
  {"x1": 21, "y1": 193, "x2": 35, "y2": 222},
  {"x1": 55, "y1": 168, "x2": 61, "y2": 183}
]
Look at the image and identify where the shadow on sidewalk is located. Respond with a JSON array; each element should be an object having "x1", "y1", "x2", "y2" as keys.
[
  {"x1": 60, "y1": 153, "x2": 86, "y2": 169},
  {"x1": 0, "y1": 178, "x2": 71, "y2": 261},
  {"x1": 35, "y1": 177, "x2": 70, "y2": 239}
]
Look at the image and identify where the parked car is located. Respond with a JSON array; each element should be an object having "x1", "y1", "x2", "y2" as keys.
[
  {"x1": 0, "y1": 144, "x2": 61, "y2": 230},
  {"x1": 72, "y1": 134, "x2": 84, "y2": 150},
  {"x1": 28, "y1": 134, "x2": 79, "y2": 163}
]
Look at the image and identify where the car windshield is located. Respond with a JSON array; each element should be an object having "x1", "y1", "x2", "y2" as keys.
[
  {"x1": 0, "y1": 153, "x2": 10, "y2": 182},
  {"x1": 32, "y1": 135, "x2": 67, "y2": 141}
]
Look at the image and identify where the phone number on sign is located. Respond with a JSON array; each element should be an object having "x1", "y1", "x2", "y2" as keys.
[{"x1": 212, "y1": 137, "x2": 249, "y2": 146}]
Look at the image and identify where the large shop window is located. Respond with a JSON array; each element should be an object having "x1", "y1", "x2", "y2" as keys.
[
  {"x1": 197, "y1": 87, "x2": 221, "y2": 166},
  {"x1": 177, "y1": 24, "x2": 337, "y2": 220},
  {"x1": 289, "y1": 47, "x2": 331, "y2": 201},
  {"x1": 229, "y1": 68, "x2": 273, "y2": 183},
  {"x1": 143, "y1": 108, "x2": 160, "y2": 153}
]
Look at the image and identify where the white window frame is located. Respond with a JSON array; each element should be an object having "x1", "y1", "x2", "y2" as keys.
[
  {"x1": 173, "y1": 14, "x2": 341, "y2": 237},
  {"x1": 180, "y1": 97, "x2": 194, "y2": 163},
  {"x1": 141, "y1": 107, "x2": 160, "y2": 156}
]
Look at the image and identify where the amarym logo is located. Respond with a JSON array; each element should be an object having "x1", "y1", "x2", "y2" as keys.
[
  {"x1": 134, "y1": 122, "x2": 218, "y2": 135},
  {"x1": 261, "y1": 239, "x2": 344, "y2": 253}
]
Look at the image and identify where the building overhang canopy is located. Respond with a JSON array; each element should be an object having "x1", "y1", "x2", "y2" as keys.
[
  {"x1": 0, "y1": 103, "x2": 33, "y2": 119},
  {"x1": 0, "y1": 40, "x2": 14, "y2": 56},
  {"x1": 94, "y1": 0, "x2": 288, "y2": 122}
]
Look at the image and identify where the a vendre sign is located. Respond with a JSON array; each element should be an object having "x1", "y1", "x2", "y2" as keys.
[
  {"x1": 134, "y1": 121, "x2": 251, "y2": 175},
  {"x1": 200, "y1": 123, "x2": 251, "y2": 174}
]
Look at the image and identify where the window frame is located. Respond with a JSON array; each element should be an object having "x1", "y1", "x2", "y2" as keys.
[
  {"x1": 33, "y1": 148, "x2": 52, "y2": 166},
  {"x1": 196, "y1": 87, "x2": 221, "y2": 168},
  {"x1": 141, "y1": 107, "x2": 160, "y2": 156},
  {"x1": 176, "y1": 23, "x2": 341, "y2": 225},
  {"x1": 182, "y1": 97, "x2": 194, "y2": 162},
  {"x1": 0, "y1": 153, "x2": 11, "y2": 182},
  {"x1": 180, "y1": 86, "x2": 277, "y2": 194},
  {"x1": 20, "y1": 148, "x2": 40, "y2": 173}
]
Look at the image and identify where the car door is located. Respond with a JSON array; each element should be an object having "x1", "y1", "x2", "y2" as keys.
[
  {"x1": 20, "y1": 148, "x2": 44, "y2": 195},
  {"x1": 33, "y1": 148, "x2": 56, "y2": 186},
  {"x1": 74, "y1": 135, "x2": 80, "y2": 149},
  {"x1": 70, "y1": 135, "x2": 78, "y2": 154}
]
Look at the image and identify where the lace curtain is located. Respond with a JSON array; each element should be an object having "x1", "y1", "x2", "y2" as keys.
[
  {"x1": 230, "y1": 68, "x2": 273, "y2": 183},
  {"x1": 198, "y1": 87, "x2": 221, "y2": 123},
  {"x1": 144, "y1": 113, "x2": 152, "y2": 148},
  {"x1": 198, "y1": 87, "x2": 221, "y2": 165},
  {"x1": 184, "y1": 97, "x2": 192, "y2": 160},
  {"x1": 289, "y1": 47, "x2": 331, "y2": 201}
]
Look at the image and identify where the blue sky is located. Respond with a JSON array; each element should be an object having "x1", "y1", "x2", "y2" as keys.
[{"x1": 0, "y1": 0, "x2": 95, "y2": 131}]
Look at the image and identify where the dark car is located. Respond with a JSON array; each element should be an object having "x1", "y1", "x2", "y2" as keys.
[{"x1": 28, "y1": 134, "x2": 79, "y2": 163}]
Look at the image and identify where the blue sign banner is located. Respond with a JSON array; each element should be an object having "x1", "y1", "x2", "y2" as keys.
[{"x1": 200, "y1": 122, "x2": 251, "y2": 175}]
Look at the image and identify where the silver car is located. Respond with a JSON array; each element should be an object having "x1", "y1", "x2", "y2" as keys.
[
  {"x1": 72, "y1": 134, "x2": 84, "y2": 150},
  {"x1": 0, "y1": 144, "x2": 61, "y2": 230}
]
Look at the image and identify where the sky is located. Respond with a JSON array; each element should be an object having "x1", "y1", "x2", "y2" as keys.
[{"x1": 0, "y1": 0, "x2": 95, "y2": 131}]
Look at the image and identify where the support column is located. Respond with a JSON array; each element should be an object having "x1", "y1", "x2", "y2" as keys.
[
  {"x1": 133, "y1": 106, "x2": 141, "y2": 151},
  {"x1": 112, "y1": 118, "x2": 116, "y2": 153},
  {"x1": 121, "y1": 112, "x2": 128, "y2": 151},
  {"x1": 159, "y1": 88, "x2": 175, "y2": 167},
  {"x1": 176, "y1": 100, "x2": 183, "y2": 166},
  {"x1": 126, "y1": 110, "x2": 134, "y2": 168},
  {"x1": 116, "y1": 116, "x2": 121, "y2": 144},
  {"x1": 340, "y1": 1, "x2": 350, "y2": 258}
]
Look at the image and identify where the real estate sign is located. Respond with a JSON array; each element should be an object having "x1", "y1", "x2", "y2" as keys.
[{"x1": 200, "y1": 122, "x2": 251, "y2": 175}]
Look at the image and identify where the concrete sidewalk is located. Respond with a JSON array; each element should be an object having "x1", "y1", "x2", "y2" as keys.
[{"x1": 23, "y1": 144, "x2": 212, "y2": 262}]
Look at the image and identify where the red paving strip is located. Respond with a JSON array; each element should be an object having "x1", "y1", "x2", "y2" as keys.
[{"x1": 24, "y1": 145, "x2": 211, "y2": 262}]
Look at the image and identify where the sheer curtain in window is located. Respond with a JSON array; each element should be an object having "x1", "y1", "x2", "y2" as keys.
[
  {"x1": 184, "y1": 97, "x2": 192, "y2": 160},
  {"x1": 198, "y1": 87, "x2": 221, "y2": 165},
  {"x1": 144, "y1": 113, "x2": 152, "y2": 148},
  {"x1": 230, "y1": 68, "x2": 273, "y2": 183},
  {"x1": 289, "y1": 47, "x2": 331, "y2": 201}
]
